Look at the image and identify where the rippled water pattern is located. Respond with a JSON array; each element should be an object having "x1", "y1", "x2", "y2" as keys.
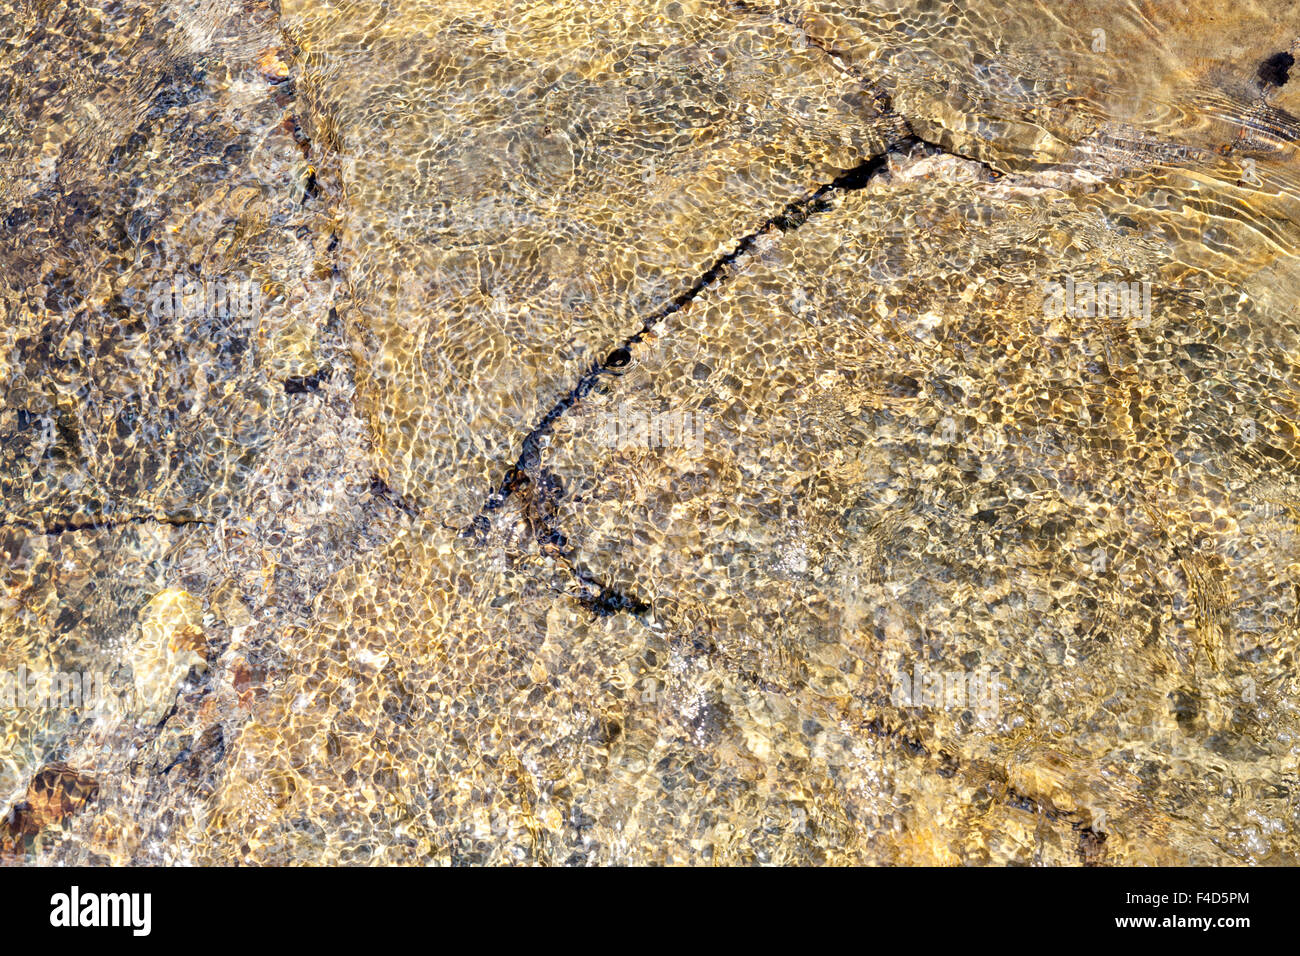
[{"x1": 3, "y1": 0, "x2": 1300, "y2": 864}]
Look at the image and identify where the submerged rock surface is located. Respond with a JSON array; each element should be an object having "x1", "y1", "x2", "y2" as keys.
[{"x1": 3, "y1": 0, "x2": 1300, "y2": 864}]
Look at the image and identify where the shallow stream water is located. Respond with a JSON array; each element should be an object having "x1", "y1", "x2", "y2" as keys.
[{"x1": 3, "y1": 0, "x2": 1300, "y2": 864}]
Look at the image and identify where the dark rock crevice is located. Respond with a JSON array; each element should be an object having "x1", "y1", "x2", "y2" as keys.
[
  {"x1": 461, "y1": 139, "x2": 912, "y2": 617},
  {"x1": 465, "y1": 145, "x2": 908, "y2": 518},
  {"x1": 462, "y1": 125, "x2": 999, "y2": 618}
]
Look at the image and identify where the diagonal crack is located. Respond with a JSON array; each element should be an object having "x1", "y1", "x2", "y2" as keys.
[
  {"x1": 461, "y1": 137, "x2": 915, "y2": 615},
  {"x1": 464, "y1": 55, "x2": 1002, "y2": 558},
  {"x1": 457, "y1": 35, "x2": 998, "y2": 618}
]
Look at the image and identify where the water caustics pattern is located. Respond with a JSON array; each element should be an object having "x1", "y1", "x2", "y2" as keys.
[{"x1": 2, "y1": 0, "x2": 1300, "y2": 865}]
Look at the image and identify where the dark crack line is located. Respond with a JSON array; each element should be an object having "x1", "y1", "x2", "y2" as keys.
[
  {"x1": 8, "y1": 513, "x2": 213, "y2": 537},
  {"x1": 459, "y1": 140, "x2": 912, "y2": 616},
  {"x1": 473, "y1": 145, "x2": 907, "y2": 521},
  {"x1": 467, "y1": 140, "x2": 994, "y2": 545},
  {"x1": 907, "y1": 130, "x2": 1005, "y2": 179},
  {"x1": 480, "y1": 467, "x2": 649, "y2": 619},
  {"x1": 456, "y1": 46, "x2": 996, "y2": 618}
]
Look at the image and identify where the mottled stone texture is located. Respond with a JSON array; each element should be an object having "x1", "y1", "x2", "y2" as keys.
[{"x1": 4, "y1": 0, "x2": 1300, "y2": 865}]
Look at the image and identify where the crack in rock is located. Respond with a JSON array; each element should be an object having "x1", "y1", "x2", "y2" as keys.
[
  {"x1": 460, "y1": 139, "x2": 913, "y2": 616},
  {"x1": 465, "y1": 144, "x2": 909, "y2": 519}
]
